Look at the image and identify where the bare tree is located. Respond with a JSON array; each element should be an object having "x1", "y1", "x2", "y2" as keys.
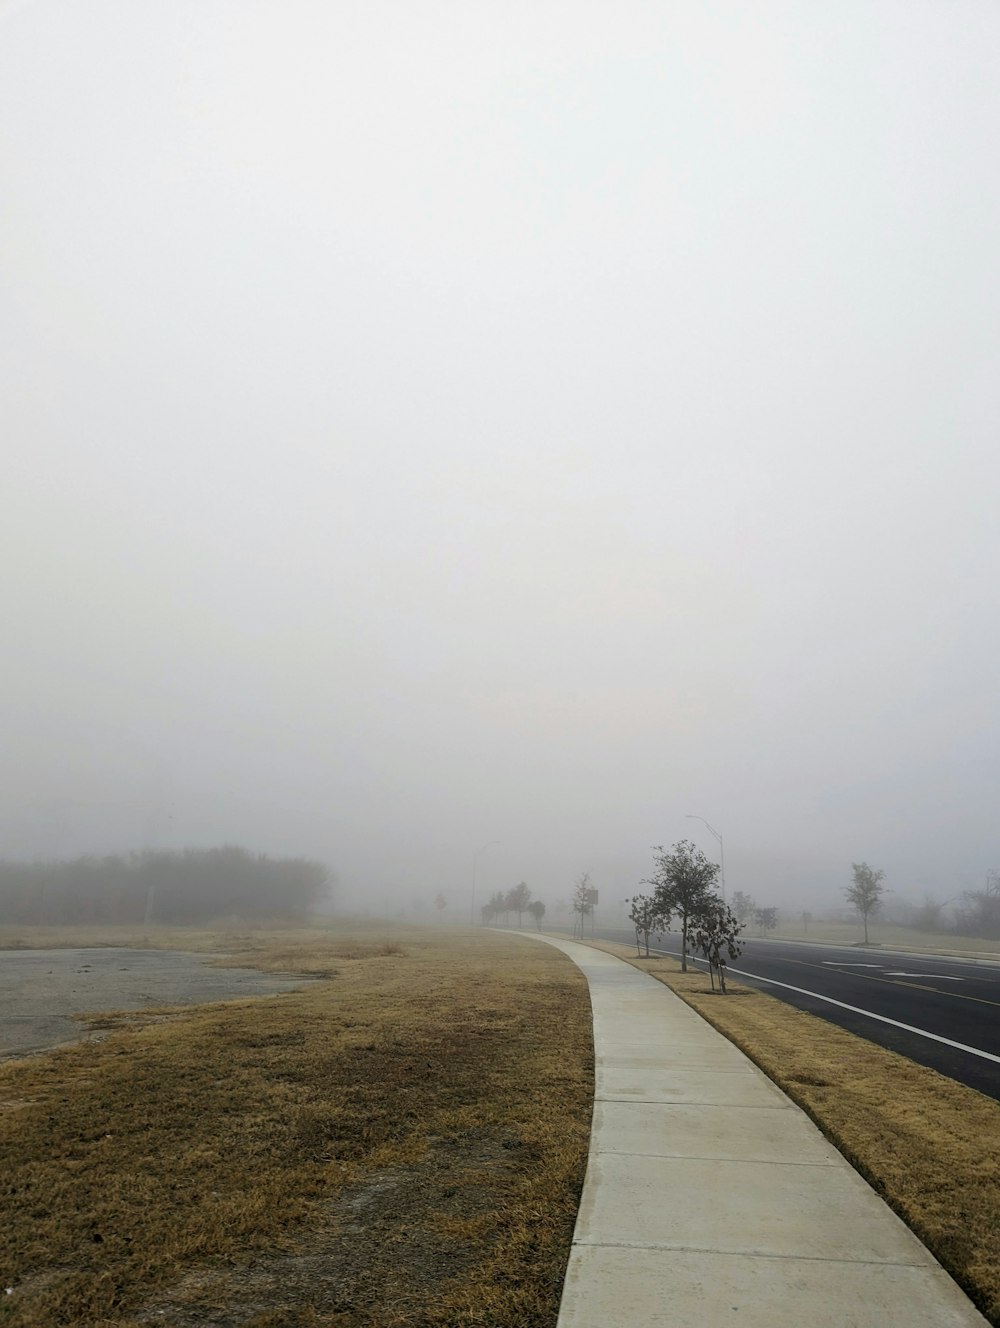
[
  {"x1": 846, "y1": 863, "x2": 887, "y2": 944},
  {"x1": 572, "y1": 872, "x2": 595, "y2": 939},
  {"x1": 912, "y1": 896, "x2": 946, "y2": 933},
  {"x1": 754, "y1": 905, "x2": 778, "y2": 937},
  {"x1": 953, "y1": 870, "x2": 1000, "y2": 938}
]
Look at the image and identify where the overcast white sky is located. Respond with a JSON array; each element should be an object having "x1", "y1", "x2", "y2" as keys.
[{"x1": 2, "y1": 0, "x2": 998, "y2": 914}]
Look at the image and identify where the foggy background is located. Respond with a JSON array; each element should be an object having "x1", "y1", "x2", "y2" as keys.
[{"x1": 2, "y1": 0, "x2": 998, "y2": 917}]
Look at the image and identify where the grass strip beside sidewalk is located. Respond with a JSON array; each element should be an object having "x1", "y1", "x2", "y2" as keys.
[{"x1": 585, "y1": 938, "x2": 1000, "y2": 1327}]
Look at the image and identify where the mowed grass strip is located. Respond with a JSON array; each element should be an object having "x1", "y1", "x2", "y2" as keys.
[
  {"x1": 588, "y1": 940, "x2": 1000, "y2": 1326},
  {"x1": 0, "y1": 928, "x2": 593, "y2": 1328}
]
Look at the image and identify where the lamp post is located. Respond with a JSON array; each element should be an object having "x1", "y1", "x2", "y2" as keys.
[
  {"x1": 685, "y1": 814, "x2": 725, "y2": 901},
  {"x1": 470, "y1": 840, "x2": 499, "y2": 925}
]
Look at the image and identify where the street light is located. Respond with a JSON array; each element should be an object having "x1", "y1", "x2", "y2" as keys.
[
  {"x1": 685, "y1": 814, "x2": 726, "y2": 901},
  {"x1": 470, "y1": 840, "x2": 500, "y2": 925}
]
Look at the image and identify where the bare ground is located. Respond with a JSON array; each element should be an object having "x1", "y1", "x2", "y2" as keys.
[{"x1": 0, "y1": 947, "x2": 316, "y2": 1060}]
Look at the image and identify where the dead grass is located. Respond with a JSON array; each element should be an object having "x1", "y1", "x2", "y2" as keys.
[
  {"x1": 0, "y1": 919, "x2": 402, "y2": 957},
  {"x1": 0, "y1": 924, "x2": 241, "y2": 952},
  {"x1": 12, "y1": 919, "x2": 997, "y2": 1322},
  {"x1": 768, "y1": 919, "x2": 1000, "y2": 956},
  {"x1": 0, "y1": 928, "x2": 593, "y2": 1328},
  {"x1": 589, "y1": 939, "x2": 1000, "y2": 1326}
]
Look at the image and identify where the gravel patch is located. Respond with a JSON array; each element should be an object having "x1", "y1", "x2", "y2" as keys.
[{"x1": 0, "y1": 948, "x2": 313, "y2": 1059}]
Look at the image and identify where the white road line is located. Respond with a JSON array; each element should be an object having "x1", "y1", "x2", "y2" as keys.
[
  {"x1": 821, "y1": 962, "x2": 883, "y2": 967},
  {"x1": 885, "y1": 972, "x2": 963, "y2": 980},
  {"x1": 727, "y1": 961, "x2": 998, "y2": 1062},
  {"x1": 652, "y1": 949, "x2": 1000, "y2": 1067}
]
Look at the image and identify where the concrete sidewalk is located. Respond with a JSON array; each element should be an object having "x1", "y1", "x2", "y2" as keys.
[{"x1": 531, "y1": 935, "x2": 988, "y2": 1328}]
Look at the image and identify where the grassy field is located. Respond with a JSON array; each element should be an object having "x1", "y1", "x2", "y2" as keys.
[
  {"x1": 0, "y1": 923, "x2": 355, "y2": 955},
  {"x1": 5, "y1": 921, "x2": 1000, "y2": 1326},
  {"x1": 586, "y1": 937, "x2": 1000, "y2": 1326},
  {"x1": 764, "y1": 917, "x2": 1000, "y2": 955},
  {"x1": 0, "y1": 925, "x2": 593, "y2": 1328}
]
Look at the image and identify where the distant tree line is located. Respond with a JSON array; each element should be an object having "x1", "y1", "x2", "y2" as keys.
[
  {"x1": 729, "y1": 891, "x2": 780, "y2": 937},
  {"x1": 817, "y1": 864, "x2": 1000, "y2": 942},
  {"x1": 949, "y1": 869, "x2": 1000, "y2": 939},
  {"x1": 481, "y1": 881, "x2": 546, "y2": 929},
  {"x1": 737, "y1": 863, "x2": 1000, "y2": 942},
  {"x1": 0, "y1": 846, "x2": 331, "y2": 926}
]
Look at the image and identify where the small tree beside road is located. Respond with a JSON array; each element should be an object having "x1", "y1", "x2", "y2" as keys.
[
  {"x1": 527, "y1": 899, "x2": 546, "y2": 930},
  {"x1": 572, "y1": 872, "x2": 596, "y2": 939},
  {"x1": 629, "y1": 893, "x2": 665, "y2": 957},
  {"x1": 648, "y1": 841, "x2": 719, "y2": 972},
  {"x1": 731, "y1": 890, "x2": 755, "y2": 926},
  {"x1": 846, "y1": 862, "x2": 887, "y2": 944},
  {"x1": 507, "y1": 881, "x2": 532, "y2": 927},
  {"x1": 690, "y1": 899, "x2": 744, "y2": 994},
  {"x1": 754, "y1": 906, "x2": 778, "y2": 937}
]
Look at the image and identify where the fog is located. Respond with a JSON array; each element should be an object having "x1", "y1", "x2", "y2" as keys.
[{"x1": 2, "y1": 1, "x2": 998, "y2": 918}]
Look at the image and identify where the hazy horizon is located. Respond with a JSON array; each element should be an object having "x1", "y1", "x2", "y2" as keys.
[{"x1": 3, "y1": 1, "x2": 998, "y2": 918}]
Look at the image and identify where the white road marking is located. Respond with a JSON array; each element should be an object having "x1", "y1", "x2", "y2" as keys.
[
  {"x1": 722, "y1": 967, "x2": 1000, "y2": 1063},
  {"x1": 885, "y1": 972, "x2": 963, "y2": 980},
  {"x1": 651, "y1": 948, "x2": 1000, "y2": 1067},
  {"x1": 821, "y1": 962, "x2": 884, "y2": 967}
]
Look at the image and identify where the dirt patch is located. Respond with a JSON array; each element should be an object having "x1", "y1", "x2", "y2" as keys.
[{"x1": 0, "y1": 948, "x2": 315, "y2": 1060}]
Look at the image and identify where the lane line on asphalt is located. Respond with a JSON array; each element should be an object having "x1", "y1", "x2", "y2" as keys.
[
  {"x1": 884, "y1": 972, "x2": 962, "y2": 979},
  {"x1": 650, "y1": 948, "x2": 1000, "y2": 1066},
  {"x1": 817, "y1": 967, "x2": 1000, "y2": 1008},
  {"x1": 738, "y1": 950, "x2": 1000, "y2": 1010}
]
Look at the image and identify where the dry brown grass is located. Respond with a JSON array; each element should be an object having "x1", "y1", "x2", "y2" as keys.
[
  {"x1": 0, "y1": 924, "x2": 241, "y2": 952},
  {"x1": 768, "y1": 919, "x2": 1000, "y2": 956},
  {"x1": 588, "y1": 940, "x2": 1000, "y2": 1326},
  {"x1": 11, "y1": 919, "x2": 997, "y2": 1322},
  {"x1": 0, "y1": 927, "x2": 593, "y2": 1328},
  {"x1": 0, "y1": 920, "x2": 401, "y2": 957}
]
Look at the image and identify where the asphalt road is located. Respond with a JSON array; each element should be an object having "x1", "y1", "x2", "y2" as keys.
[{"x1": 590, "y1": 926, "x2": 1000, "y2": 1102}]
